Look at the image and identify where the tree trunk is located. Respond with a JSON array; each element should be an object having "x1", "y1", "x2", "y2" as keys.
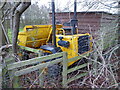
[
  {"x1": 12, "y1": 12, "x2": 20, "y2": 54},
  {"x1": 10, "y1": 2, "x2": 21, "y2": 31},
  {"x1": 12, "y1": 2, "x2": 31, "y2": 54}
]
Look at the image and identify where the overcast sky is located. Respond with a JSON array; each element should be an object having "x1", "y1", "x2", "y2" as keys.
[{"x1": 31, "y1": 0, "x2": 118, "y2": 14}]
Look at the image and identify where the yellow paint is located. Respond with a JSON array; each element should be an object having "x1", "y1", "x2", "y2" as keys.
[
  {"x1": 18, "y1": 25, "x2": 63, "y2": 48},
  {"x1": 56, "y1": 33, "x2": 92, "y2": 66}
]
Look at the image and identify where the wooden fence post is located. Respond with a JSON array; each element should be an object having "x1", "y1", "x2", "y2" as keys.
[
  {"x1": 0, "y1": 49, "x2": 2, "y2": 89},
  {"x1": 38, "y1": 51, "x2": 44, "y2": 87},
  {"x1": 0, "y1": 64, "x2": 2, "y2": 89},
  {"x1": 13, "y1": 76, "x2": 20, "y2": 88},
  {"x1": 62, "y1": 52, "x2": 68, "y2": 88}
]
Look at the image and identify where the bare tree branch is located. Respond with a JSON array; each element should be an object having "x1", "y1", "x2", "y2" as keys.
[
  {"x1": 12, "y1": 2, "x2": 21, "y2": 15},
  {"x1": 0, "y1": 2, "x2": 6, "y2": 10},
  {"x1": 0, "y1": 21, "x2": 10, "y2": 44},
  {"x1": 1, "y1": 8, "x2": 10, "y2": 22},
  {"x1": 98, "y1": 1, "x2": 119, "y2": 8}
]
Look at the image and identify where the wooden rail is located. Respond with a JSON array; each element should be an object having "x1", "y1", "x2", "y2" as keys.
[
  {"x1": 19, "y1": 45, "x2": 42, "y2": 53},
  {"x1": 62, "y1": 53, "x2": 91, "y2": 88},
  {"x1": 4, "y1": 46, "x2": 91, "y2": 88},
  {"x1": 7, "y1": 52, "x2": 63, "y2": 70},
  {"x1": 7, "y1": 49, "x2": 66, "y2": 88}
]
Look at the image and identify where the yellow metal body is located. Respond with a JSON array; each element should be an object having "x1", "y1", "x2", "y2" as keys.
[
  {"x1": 18, "y1": 25, "x2": 63, "y2": 48},
  {"x1": 56, "y1": 33, "x2": 92, "y2": 66},
  {"x1": 18, "y1": 24, "x2": 92, "y2": 66}
]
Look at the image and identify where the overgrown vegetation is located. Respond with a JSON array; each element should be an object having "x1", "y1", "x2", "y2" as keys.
[
  {"x1": 21, "y1": 4, "x2": 49, "y2": 26},
  {"x1": 8, "y1": 29, "x2": 23, "y2": 43},
  {"x1": 0, "y1": 0, "x2": 120, "y2": 89}
]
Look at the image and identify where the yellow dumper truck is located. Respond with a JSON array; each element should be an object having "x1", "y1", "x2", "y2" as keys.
[
  {"x1": 18, "y1": 24, "x2": 92, "y2": 66},
  {"x1": 18, "y1": 1, "x2": 92, "y2": 66}
]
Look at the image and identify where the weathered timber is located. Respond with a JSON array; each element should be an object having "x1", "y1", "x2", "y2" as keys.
[
  {"x1": 0, "y1": 64, "x2": 2, "y2": 89},
  {"x1": 62, "y1": 52, "x2": 68, "y2": 88},
  {"x1": 19, "y1": 45, "x2": 42, "y2": 53},
  {"x1": 68, "y1": 53, "x2": 89, "y2": 63},
  {"x1": 14, "y1": 58, "x2": 62, "y2": 76},
  {"x1": 67, "y1": 63, "x2": 90, "y2": 74},
  {"x1": 38, "y1": 52, "x2": 44, "y2": 87},
  {"x1": 13, "y1": 76, "x2": 20, "y2": 88},
  {"x1": 7, "y1": 52, "x2": 64, "y2": 70},
  {"x1": 67, "y1": 72, "x2": 88, "y2": 83}
]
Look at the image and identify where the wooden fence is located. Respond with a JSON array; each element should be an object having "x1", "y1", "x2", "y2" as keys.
[
  {"x1": 3, "y1": 46, "x2": 91, "y2": 88},
  {"x1": 62, "y1": 53, "x2": 91, "y2": 88}
]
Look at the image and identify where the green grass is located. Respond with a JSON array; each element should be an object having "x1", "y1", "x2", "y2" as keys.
[
  {"x1": 8, "y1": 28, "x2": 23, "y2": 43},
  {"x1": 8, "y1": 29, "x2": 12, "y2": 43}
]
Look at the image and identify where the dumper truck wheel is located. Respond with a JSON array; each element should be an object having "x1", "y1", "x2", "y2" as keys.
[
  {"x1": 43, "y1": 52, "x2": 62, "y2": 82},
  {"x1": 47, "y1": 63, "x2": 62, "y2": 80},
  {"x1": 21, "y1": 49, "x2": 29, "y2": 60}
]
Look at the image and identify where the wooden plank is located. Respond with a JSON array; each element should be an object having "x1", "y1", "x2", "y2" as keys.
[
  {"x1": 19, "y1": 45, "x2": 41, "y2": 53},
  {"x1": 38, "y1": 52, "x2": 44, "y2": 87},
  {"x1": 67, "y1": 73, "x2": 88, "y2": 83},
  {"x1": 13, "y1": 76, "x2": 21, "y2": 88},
  {"x1": 8, "y1": 52, "x2": 63, "y2": 70},
  {"x1": 39, "y1": 69, "x2": 44, "y2": 87},
  {"x1": 0, "y1": 47, "x2": 2, "y2": 89},
  {"x1": 0, "y1": 64, "x2": 2, "y2": 89},
  {"x1": 62, "y1": 52, "x2": 68, "y2": 88},
  {"x1": 4, "y1": 57, "x2": 15, "y2": 65},
  {"x1": 67, "y1": 63, "x2": 90, "y2": 74},
  {"x1": 68, "y1": 53, "x2": 89, "y2": 63},
  {"x1": 14, "y1": 58, "x2": 63, "y2": 76}
]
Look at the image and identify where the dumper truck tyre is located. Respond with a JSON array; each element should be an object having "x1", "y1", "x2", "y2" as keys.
[
  {"x1": 21, "y1": 49, "x2": 29, "y2": 60},
  {"x1": 43, "y1": 52, "x2": 62, "y2": 82}
]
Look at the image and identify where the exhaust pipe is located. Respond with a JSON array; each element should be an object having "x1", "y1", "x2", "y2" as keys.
[
  {"x1": 74, "y1": 0, "x2": 77, "y2": 20},
  {"x1": 71, "y1": 0, "x2": 78, "y2": 35},
  {"x1": 52, "y1": 0, "x2": 57, "y2": 47}
]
